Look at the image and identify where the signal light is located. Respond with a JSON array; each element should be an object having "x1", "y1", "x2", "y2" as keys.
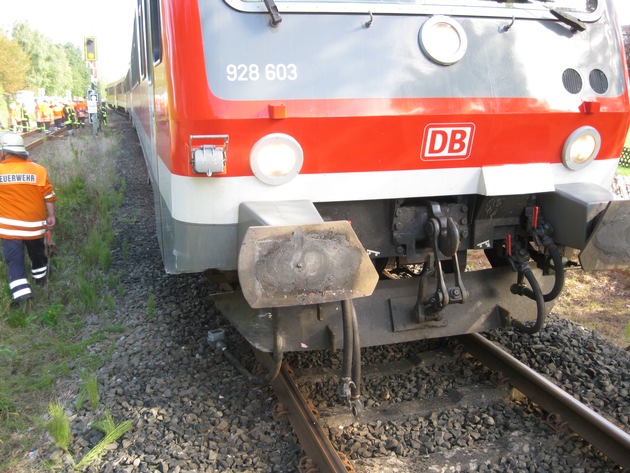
[{"x1": 84, "y1": 36, "x2": 97, "y2": 61}]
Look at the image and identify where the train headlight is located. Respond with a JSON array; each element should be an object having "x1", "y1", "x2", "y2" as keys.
[
  {"x1": 250, "y1": 133, "x2": 303, "y2": 185},
  {"x1": 419, "y1": 16, "x2": 467, "y2": 66},
  {"x1": 562, "y1": 126, "x2": 601, "y2": 170}
]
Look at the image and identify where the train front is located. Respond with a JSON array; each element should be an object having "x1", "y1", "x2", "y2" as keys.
[{"x1": 164, "y1": 0, "x2": 629, "y2": 367}]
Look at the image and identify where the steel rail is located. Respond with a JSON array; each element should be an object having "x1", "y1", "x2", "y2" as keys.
[
  {"x1": 24, "y1": 127, "x2": 67, "y2": 151},
  {"x1": 458, "y1": 333, "x2": 630, "y2": 469},
  {"x1": 254, "y1": 350, "x2": 353, "y2": 473},
  {"x1": 21, "y1": 129, "x2": 39, "y2": 139}
]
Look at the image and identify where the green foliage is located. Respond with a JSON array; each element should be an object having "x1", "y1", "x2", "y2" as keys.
[
  {"x1": 104, "y1": 324, "x2": 127, "y2": 334},
  {"x1": 4, "y1": 309, "x2": 30, "y2": 328},
  {"x1": 78, "y1": 274, "x2": 100, "y2": 312},
  {"x1": 0, "y1": 33, "x2": 31, "y2": 93},
  {"x1": 76, "y1": 373, "x2": 100, "y2": 411},
  {"x1": 45, "y1": 404, "x2": 133, "y2": 470},
  {"x1": 10, "y1": 22, "x2": 91, "y2": 97},
  {"x1": 75, "y1": 415, "x2": 133, "y2": 469},
  {"x1": 47, "y1": 403, "x2": 71, "y2": 452},
  {"x1": 63, "y1": 43, "x2": 92, "y2": 98},
  {"x1": 38, "y1": 303, "x2": 64, "y2": 326}
]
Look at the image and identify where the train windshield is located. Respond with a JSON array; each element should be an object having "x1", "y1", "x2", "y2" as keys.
[
  {"x1": 226, "y1": 0, "x2": 601, "y2": 19},
  {"x1": 265, "y1": 0, "x2": 593, "y2": 3}
]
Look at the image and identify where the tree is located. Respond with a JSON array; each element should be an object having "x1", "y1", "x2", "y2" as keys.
[
  {"x1": 48, "y1": 45, "x2": 73, "y2": 95},
  {"x1": 63, "y1": 44, "x2": 92, "y2": 98},
  {"x1": 12, "y1": 22, "x2": 58, "y2": 94},
  {"x1": 0, "y1": 34, "x2": 31, "y2": 93},
  {"x1": 11, "y1": 22, "x2": 90, "y2": 97}
]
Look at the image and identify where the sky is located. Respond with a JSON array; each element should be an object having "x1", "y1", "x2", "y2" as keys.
[
  {"x1": 0, "y1": 0, "x2": 628, "y2": 86},
  {"x1": 0, "y1": 0, "x2": 136, "y2": 83}
]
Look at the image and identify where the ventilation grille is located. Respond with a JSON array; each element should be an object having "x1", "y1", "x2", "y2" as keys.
[
  {"x1": 589, "y1": 69, "x2": 609, "y2": 94},
  {"x1": 562, "y1": 69, "x2": 583, "y2": 94}
]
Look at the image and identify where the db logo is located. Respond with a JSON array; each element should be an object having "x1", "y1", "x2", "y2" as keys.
[{"x1": 421, "y1": 123, "x2": 475, "y2": 161}]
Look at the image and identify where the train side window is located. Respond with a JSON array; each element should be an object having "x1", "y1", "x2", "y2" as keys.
[
  {"x1": 149, "y1": 0, "x2": 162, "y2": 65},
  {"x1": 131, "y1": 20, "x2": 140, "y2": 88},
  {"x1": 137, "y1": 0, "x2": 147, "y2": 80},
  {"x1": 144, "y1": 0, "x2": 152, "y2": 83}
]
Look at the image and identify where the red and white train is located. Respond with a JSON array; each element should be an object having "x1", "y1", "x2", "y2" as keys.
[{"x1": 108, "y1": 0, "x2": 629, "y2": 381}]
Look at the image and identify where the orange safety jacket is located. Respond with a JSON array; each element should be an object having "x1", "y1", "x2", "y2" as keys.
[
  {"x1": 75, "y1": 101, "x2": 87, "y2": 118},
  {"x1": 52, "y1": 104, "x2": 64, "y2": 121},
  {"x1": 36, "y1": 103, "x2": 52, "y2": 123},
  {"x1": 0, "y1": 156, "x2": 56, "y2": 240}
]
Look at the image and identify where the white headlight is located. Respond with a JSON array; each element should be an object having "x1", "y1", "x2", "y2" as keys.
[
  {"x1": 250, "y1": 133, "x2": 303, "y2": 185},
  {"x1": 562, "y1": 126, "x2": 601, "y2": 170},
  {"x1": 419, "y1": 16, "x2": 467, "y2": 66}
]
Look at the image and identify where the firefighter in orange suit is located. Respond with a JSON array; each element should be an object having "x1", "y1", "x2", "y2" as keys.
[
  {"x1": 0, "y1": 132, "x2": 56, "y2": 307},
  {"x1": 52, "y1": 102, "x2": 64, "y2": 129},
  {"x1": 35, "y1": 100, "x2": 52, "y2": 133},
  {"x1": 74, "y1": 98, "x2": 87, "y2": 128},
  {"x1": 8, "y1": 103, "x2": 18, "y2": 132}
]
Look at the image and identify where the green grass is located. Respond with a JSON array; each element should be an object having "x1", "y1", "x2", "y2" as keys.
[
  {"x1": 0, "y1": 130, "x2": 126, "y2": 471},
  {"x1": 47, "y1": 403, "x2": 71, "y2": 453}
]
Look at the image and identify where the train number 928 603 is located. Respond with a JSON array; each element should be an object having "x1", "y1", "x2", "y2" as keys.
[{"x1": 226, "y1": 63, "x2": 298, "y2": 82}]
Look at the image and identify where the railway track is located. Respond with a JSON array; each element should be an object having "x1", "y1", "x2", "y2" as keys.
[
  {"x1": 459, "y1": 334, "x2": 630, "y2": 469},
  {"x1": 257, "y1": 334, "x2": 630, "y2": 472},
  {"x1": 21, "y1": 127, "x2": 67, "y2": 150}
]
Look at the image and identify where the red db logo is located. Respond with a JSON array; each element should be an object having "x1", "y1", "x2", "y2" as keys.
[{"x1": 422, "y1": 123, "x2": 475, "y2": 161}]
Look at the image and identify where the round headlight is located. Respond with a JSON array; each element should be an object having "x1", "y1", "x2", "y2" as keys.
[
  {"x1": 562, "y1": 126, "x2": 601, "y2": 170},
  {"x1": 250, "y1": 133, "x2": 303, "y2": 185},
  {"x1": 419, "y1": 16, "x2": 468, "y2": 66}
]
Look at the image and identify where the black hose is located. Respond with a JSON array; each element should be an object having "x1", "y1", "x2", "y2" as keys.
[
  {"x1": 541, "y1": 236, "x2": 565, "y2": 302},
  {"x1": 341, "y1": 300, "x2": 353, "y2": 380},
  {"x1": 511, "y1": 267, "x2": 546, "y2": 334},
  {"x1": 350, "y1": 300, "x2": 361, "y2": 401},
  {"x1": 524, "y1": 237, "x2": 565, "y2": 302}
]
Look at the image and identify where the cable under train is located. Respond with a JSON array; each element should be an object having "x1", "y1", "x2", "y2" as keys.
[{"x1": 108, "y1": 0, "x2": 630, "y2": 407}]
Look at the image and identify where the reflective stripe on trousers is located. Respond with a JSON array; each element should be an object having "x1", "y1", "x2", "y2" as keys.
[{"x1": 1, "y1": 238, "x2": 47, "y2": 300}]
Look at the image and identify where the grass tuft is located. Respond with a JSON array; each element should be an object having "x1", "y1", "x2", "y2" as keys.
[
  {"x1": 47, "y1": 403, "x2": 71, "y2": 453},
  {"x1": 75, "y1": 415, "x2": 133, "y2": 469}
]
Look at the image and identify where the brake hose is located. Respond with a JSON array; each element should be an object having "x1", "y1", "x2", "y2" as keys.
[
  {"x1": 340, "y1": 299, "x2": 362, "y2": 415},
  {"x1": 521, "y1": 236, "x2": 565, "y2": 303},
  {"x1": 511, "y1": 266, "x2": 546, "y2": 334}
]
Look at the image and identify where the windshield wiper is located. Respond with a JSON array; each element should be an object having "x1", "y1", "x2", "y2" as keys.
[
  {"x1": 263, "y1": 0, "x2": 282, "y2": 27},
  {"x1": 496, "y1": 0, "x2": 588, "y2": 32},
  {"x1": 549, "y1": 8, "x2": 587, "y2": 32}
]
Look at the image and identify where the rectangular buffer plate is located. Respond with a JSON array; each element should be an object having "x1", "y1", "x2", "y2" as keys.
[{"x1": 238, "y1": 221, "x2": 379, "y2": 308}]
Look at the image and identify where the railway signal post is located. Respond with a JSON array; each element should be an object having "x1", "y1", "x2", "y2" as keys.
[
  {"x1": 84, "y1": 37, "x2": 99, "y2": 134},
  {"x1": 87, "y1": 90, "x2": 99, "y2": 135}
]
